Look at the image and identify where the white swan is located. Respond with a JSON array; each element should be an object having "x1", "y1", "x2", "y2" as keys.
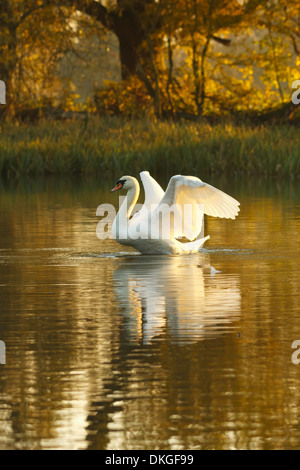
[{"x1": 111, "y1": 171, "x2": 240, "y2": 255}]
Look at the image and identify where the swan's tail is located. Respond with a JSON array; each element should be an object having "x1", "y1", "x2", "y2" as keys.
[{"x1": 180, "y1": 235, "x2": 210, "y2": 253}]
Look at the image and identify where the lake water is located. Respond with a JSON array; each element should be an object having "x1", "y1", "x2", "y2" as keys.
[{"x1": 0, "y1": 175, "x2": 299, "y2": 450}]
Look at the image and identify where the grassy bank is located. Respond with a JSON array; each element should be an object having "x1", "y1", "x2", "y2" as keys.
[{"x1": 0, "y1": 117, "x2": 299, "y2": 178}]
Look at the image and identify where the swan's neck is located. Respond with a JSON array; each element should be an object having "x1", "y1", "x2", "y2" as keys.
[
  {"x1": 123, "y1": 181, "x2": 140, "y2": 219},
  {"x1": 113, "y1": 180, "x2": 140, "y2": 239}
]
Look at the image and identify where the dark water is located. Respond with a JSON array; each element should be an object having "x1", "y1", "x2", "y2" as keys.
[{"x1": 0, "y1": 175, "x2": 300, "y2": 450}]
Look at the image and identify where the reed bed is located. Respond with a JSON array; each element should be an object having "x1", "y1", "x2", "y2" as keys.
[{"x1": 0, "y1": 116, "x2": 299, "y2": 178}]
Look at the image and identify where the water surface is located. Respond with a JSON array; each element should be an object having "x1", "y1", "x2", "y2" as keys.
[{"x1": 0, "y1": 175, "x2": 299, "y2": 450}]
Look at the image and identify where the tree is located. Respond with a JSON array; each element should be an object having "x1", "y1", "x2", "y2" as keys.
[
  {"x1": 57, "y1": 1, "x2": 243, "y2": 79},
  {"x1": 0, "y1": 0, "x2": 75, "y2": 116},
  {"x1": 53, "y1": 0, "x2": 160, "y2": 80},
  {"x1": 2, "y1": 0, "x2": 300, "y2": 120}
]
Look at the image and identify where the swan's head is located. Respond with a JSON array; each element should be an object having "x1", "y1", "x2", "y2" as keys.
[{"x1": 111, "y1": 175, "x2": 137, "y2": 192}]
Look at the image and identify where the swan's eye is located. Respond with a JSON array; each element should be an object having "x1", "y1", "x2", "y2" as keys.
[{"x1": 111, "y1": 179, "x2": 126, "y2": 192}]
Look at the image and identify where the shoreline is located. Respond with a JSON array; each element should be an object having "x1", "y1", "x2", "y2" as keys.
[{"x1": 0, "y1": 117, "x2": 299, "y2": 179}]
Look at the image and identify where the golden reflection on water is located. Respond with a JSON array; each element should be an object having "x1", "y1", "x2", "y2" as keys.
[
  {"x1": 0, "y1": 176, "x2": 300, "y2": 450},
  {"x1": 113, "y1": 255, "x2": 241, "y2": 345}
]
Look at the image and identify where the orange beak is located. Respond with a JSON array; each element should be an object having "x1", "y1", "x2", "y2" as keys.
[{"x1": 111, "y1": 182, "x2": 122, "y2": 192}]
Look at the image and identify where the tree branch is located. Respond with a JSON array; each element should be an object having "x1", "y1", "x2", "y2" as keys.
[
  {"x1": 46, "y1": 0, "x2": 111, "y2": 29},
  {"x1": 17, "y1": 4, "x2": 48, "y2": 27},
  {"x1": 74, "y1": 0, "x2": 110, "y2": 28}
]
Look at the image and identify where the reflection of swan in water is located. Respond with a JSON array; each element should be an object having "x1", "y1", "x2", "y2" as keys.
[{"x1": 113, "y1": 254, "x2": 241, "y2": 345}]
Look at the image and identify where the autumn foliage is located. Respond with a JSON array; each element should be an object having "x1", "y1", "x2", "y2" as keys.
[{"x1": 1, "y1": 0, "x2": 300, "y2": 120}]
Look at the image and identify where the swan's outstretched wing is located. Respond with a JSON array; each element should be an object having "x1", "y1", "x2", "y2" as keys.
[
  {"x1": 129, "y1": 171, "x2": 164, "y2": 224},
  {"x1": 140, "y1": 171, "x2": 164, "y2": 209},
  {"x1": 152, "y1": 175, "x2": 239, "y2": 241},
  {"x1": 161, "y1": 175, "x2": 240, "y2": 219}
]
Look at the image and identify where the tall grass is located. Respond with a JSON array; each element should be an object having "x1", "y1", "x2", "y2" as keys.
[{"x1": 0, "y1": 116, "x2": 299, "y2": 178}]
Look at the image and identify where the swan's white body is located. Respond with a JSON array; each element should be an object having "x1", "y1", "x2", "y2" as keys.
[{"x1": 111, "y1": 171, "x2": 240, "y2": 255}]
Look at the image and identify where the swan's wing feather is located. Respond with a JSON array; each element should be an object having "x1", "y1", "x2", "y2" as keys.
[
  {"x1": 161, "y1": 175, "x2": 240, "y2": 220},
  {"x1": 188, "y1": 181, "x2": 240, "y2": 219},
  {"x1": 128, "y1": 172, "x2": 164, "y2": 230},
  {"x1": 154, "y1": 175, "x2": 239, "y2": 240},
  {"x1": 140, "y1": 171, "x2": 165, "y2": 209}
]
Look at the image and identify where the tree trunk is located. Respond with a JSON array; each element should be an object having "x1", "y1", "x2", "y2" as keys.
[
  {"x1": 112, "y1": 10, "x2": 145, "y2": 80},
  {"x1": 118, "y1": 38, "x2": 140, "y2": 80},
  {"x1": 69, "y1": 0, "x2": 151, "y2": 80}
]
